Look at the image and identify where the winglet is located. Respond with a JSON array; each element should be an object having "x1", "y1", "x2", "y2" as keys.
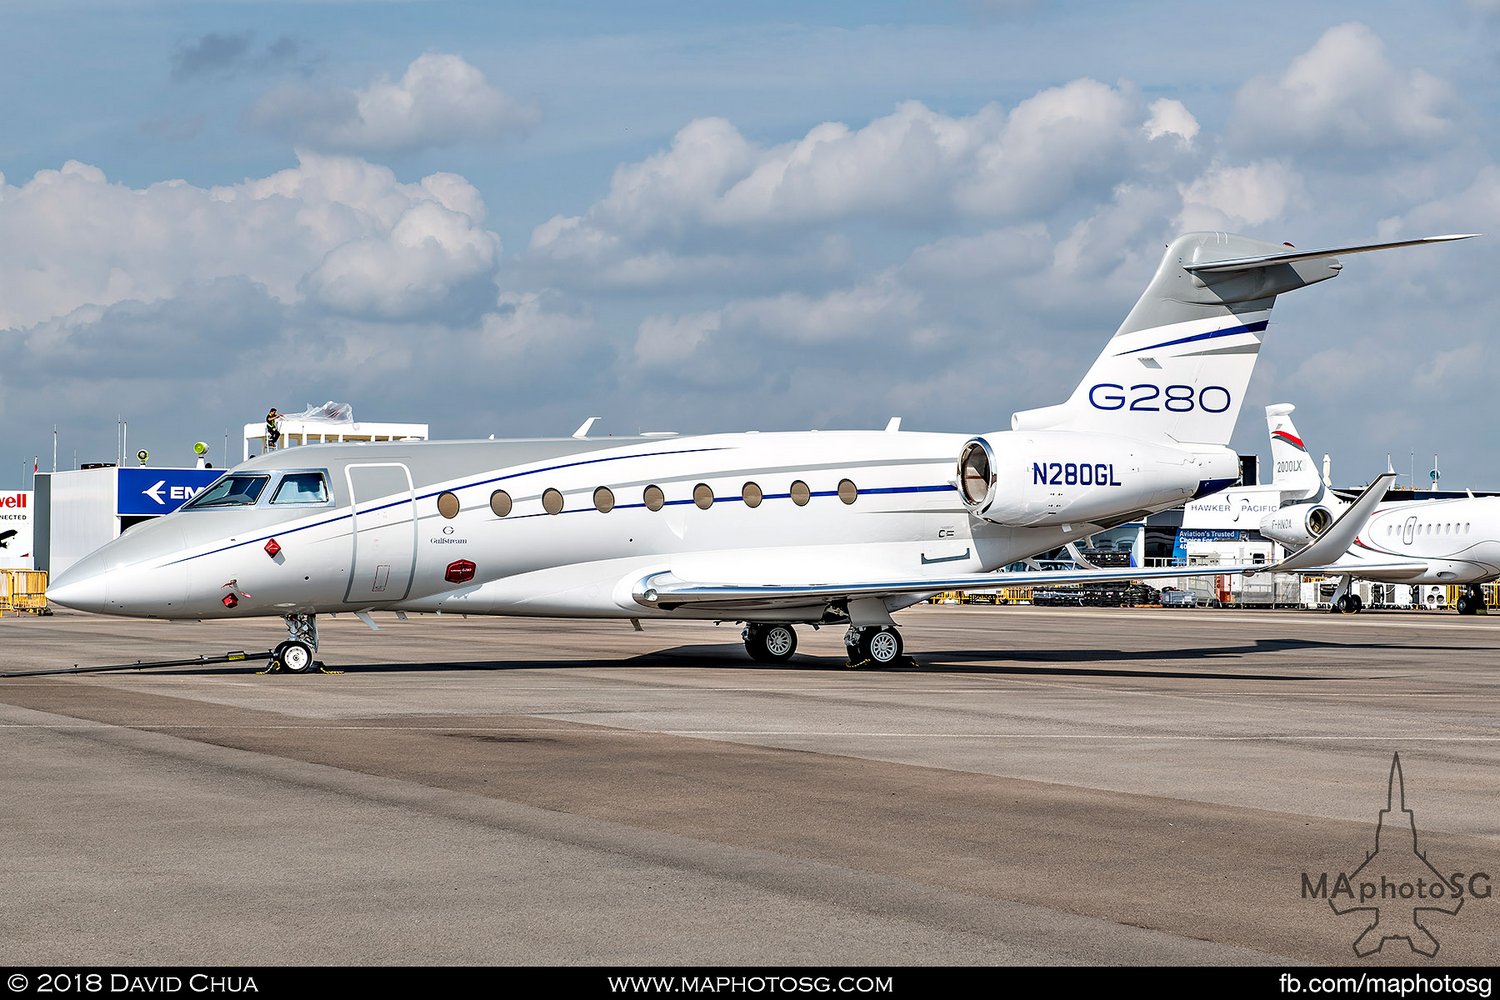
[
  {"x1": 572, "y1": 417, "x2": 601, "y2": 439},
  {"x1": 1272, "y1": 471, "x2": 1395, "y2": 572}
]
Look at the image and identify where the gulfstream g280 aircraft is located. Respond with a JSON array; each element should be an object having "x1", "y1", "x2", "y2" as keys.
[{"x1": 47, "y1": 232, "x2": 1468, "y2": 669}]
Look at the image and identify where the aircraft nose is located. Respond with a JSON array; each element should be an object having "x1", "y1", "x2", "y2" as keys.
[{"x1": 46, "y1": 563, "x2": 109, "y2": 613}]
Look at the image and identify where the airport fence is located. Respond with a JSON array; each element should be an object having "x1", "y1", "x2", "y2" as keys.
[{"x1": 0, "y1": 569, "x2": 49, "y2": 616}]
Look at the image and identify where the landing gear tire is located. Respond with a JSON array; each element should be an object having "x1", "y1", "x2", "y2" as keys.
[
  {"x1": 1457, "y1": 586, "x2": 1486, "y2": 616},
  {"x1": 1334, "y1": 594, "x2": 1361, "y2": 614},
  {"x1": 742, "y1": 624, "x2": 797, "y2": 662},
  {"x1": 845, "y1": 625, "x2": 903, "y2": 668},
  {"x1": 279, "y1": 640, "x2": 316, "y2": 674}
]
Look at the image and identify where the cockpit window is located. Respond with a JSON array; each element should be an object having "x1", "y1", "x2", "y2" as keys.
[
  {"x1": 185, "y1": 475, "x2": 270, "y2": 508},
  {"x1": 271, "y1": 473, "x2": 331, "y2": 505}
]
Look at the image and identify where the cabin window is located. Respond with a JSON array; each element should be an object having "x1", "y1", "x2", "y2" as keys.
[
  {"x1": 436, "y1": 491, "x2": 460, "y2": 519},
  {"x1": 490, "y1": 490, "x2": 513, "y2": 517},
  {"x1": 693, "y1": 483, "x2": 714, "y2": 509},
  {"x1": 643, "y1": 485, "x2": 666, "y2": 511},
  {"x1": 742, "y1": 482, "x2": 763, "y2": 508},
  {"x1": 838, "y1": 479, "x2": 858, "y2": 505},
  {"x1": 594, "y1": 486, "x2": 615, "y2": 513},
  {"x1": 542, "y1": 488, "x2": 565, "y2": 515},
  {"x1": 185, "y1": 475, "x2": 269, "y2": 508},
  {"x1": 270, "y1": 473, "x2": 330, "y2": 505},
  {"x1": 790, "y1": 480, "x2": 811, "y2": 506}
]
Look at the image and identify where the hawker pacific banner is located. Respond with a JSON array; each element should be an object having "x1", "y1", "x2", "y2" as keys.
[
  {"x1": 0, "y1": 491, "x2": 34, "y2": 569},
  {"x1": 115, "y1": 468, "x2": 223, "y2": 517}
]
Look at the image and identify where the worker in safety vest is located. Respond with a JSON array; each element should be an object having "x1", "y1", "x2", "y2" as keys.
[{"x1": 266, "y1": 408, "x2": 283, "y2": 451}]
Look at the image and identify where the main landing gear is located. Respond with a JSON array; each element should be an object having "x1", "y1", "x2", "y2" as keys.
[
  {"x1": 739, "y1": 622, "x2": 911, "y2": 668},
  {"x1": 843, "y1": 625, "x2": 905, "y2": 669},
  {"x1": 742, "y1": 623, "x2": 798, "y2": 662},
  {"x1": 1456, "y1": 584, "x2": 1489, "y2": 616},
  {"x1": 265, "y1": 613, "x2": 330, "y2": 674},
  {"x1": 1329, "y1": 575, "x2": 1361, "y2": 614}
]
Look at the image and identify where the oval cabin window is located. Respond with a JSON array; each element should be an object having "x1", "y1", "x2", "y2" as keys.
[{"x1": 542, "y1": 488, "x2": 565, "y2": 515}]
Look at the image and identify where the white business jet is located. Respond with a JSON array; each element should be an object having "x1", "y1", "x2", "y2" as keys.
[
  {"x1": 1259, "y1": 403, "x2": 1500, "y2": 614},
  {"x1": 47, "y1": 231, "x2": 1467, "y2": 670}
]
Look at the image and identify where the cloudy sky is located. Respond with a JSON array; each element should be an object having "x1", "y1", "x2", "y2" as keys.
[{"x1": 4, "y1": 1, "x2": 1499, "y2": 489}]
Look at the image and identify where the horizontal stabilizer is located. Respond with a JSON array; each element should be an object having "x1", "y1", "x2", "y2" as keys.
[{"x1": 1184, "y1": 235, "x2": 1477, "y2": 274}]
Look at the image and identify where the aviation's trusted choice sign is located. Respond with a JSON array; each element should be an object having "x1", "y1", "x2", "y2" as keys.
[{"x1": 116, "y1": 468, "x2": 223, "y2": 517}]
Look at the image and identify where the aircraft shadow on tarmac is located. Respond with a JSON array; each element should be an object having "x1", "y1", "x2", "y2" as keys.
[{"x1": 124, "y1": 633, "x2": 1471, "y2": 682}]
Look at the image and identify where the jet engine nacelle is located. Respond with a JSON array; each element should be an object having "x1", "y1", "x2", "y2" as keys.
[
  {"x1": 956, "y1": 430, "x2": 1237, "y2": 528},
  {"x1": 1258, "y1": 502, "x2": 1336, "y2": 549}
]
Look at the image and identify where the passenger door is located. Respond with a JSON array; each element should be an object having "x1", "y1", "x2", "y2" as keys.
[{"x1": 345, "y1": 463, "x2": 416, "y2": 603}]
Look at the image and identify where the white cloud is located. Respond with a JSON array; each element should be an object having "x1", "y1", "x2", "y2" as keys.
[
  {"x1": 1143, "y1": 98, "x2": 1199, "y2": 144},
  {"x1": 1232, "y1": 22, "x2": 1455, "y2": 153},
  {"x1": 0, "y1": 153, "x2": 500, "y2": 328},
  {"x1": 1175, "y1": 160, "x2": 1305, "y2": 233},
  {"x1": 527, "y1": 85, "x2": 1202, "y2": 299},
  {"x1": 250, "y1": 53, "x2": 538, "y2": 153},
  {"x1": 546, "y1": 85, "x2": 1194, "y2": 242},
  {"x1": 957, "y1": 79, "x2": 1145, "y2": 217}
]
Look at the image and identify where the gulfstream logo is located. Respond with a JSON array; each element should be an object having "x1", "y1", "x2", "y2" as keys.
[{"x1": 1032, "y1": 462, "x2": 1122, "y2": 487}]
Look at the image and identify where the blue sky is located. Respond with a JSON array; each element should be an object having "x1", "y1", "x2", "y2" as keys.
[{"x1": 4, "y1": 1, "x2": 1500, "y2": 488}]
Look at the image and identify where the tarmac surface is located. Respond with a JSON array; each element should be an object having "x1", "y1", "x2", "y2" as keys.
[{"x1": 1, "y1": 604, "x2": 1497, "y2": 966}]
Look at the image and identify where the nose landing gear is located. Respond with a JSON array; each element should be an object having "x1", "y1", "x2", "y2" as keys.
[{"x1": 264, "y1": 614, "x2": 335, "y2": 674}]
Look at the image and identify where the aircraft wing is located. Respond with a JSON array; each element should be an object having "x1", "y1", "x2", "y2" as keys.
[
  {"x1": 634, "y1": 473, "x2": 1395, "y2": 614},
  {"x1": 636, "y1": 563, "x2": 1254, "y2": 613}
]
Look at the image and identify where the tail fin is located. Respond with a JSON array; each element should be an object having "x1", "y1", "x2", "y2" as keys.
[
  {"x1": 1265, "y1": 403, "x2": 1323, "y2": 502},
  {"x1": 1012, "y1": 232, "x2": 1475, "y2": 445}
]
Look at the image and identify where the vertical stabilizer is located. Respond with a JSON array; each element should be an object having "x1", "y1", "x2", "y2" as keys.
[
  {"x1": 1266, "y1": 403, "x2": 1324, "y2": 502},
  {"x1": 1011, "y1": 232, "x2": 1475, "y2": 446}
]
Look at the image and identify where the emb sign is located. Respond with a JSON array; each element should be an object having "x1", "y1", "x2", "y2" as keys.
[{"x1": 116, "y1": 468, "x2": 224, "y2": 517}]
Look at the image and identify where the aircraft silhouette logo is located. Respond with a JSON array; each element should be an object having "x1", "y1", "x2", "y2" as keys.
[{"x1": 1327, "y1": 754, "x2": 1462, "y2": 957}]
